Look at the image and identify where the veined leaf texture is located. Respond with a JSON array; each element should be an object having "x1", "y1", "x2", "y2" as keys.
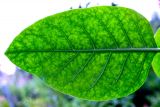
[{"x1": 5, "y1": 6, "x2": 159, "y2": 100}]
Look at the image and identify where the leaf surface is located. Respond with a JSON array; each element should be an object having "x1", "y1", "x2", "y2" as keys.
[
  {"x1": 5, "y1": 6, "x2": 156, "y2": 100},
  {"x1": 152, "y1": 28, "x2": 160, "y2": 77}
]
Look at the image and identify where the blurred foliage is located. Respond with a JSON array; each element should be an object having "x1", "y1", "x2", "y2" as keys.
[{"x1": 150, "y1": 12, "x2": 160, "y2": 33}]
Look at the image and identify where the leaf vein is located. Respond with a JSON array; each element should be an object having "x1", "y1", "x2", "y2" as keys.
[
  {"x1": 88, "y1": 52, "x2": 112, "y2": 90},
  {"x1": 93, "y1": 8, "x2": 119, "y2": 48},
  {"x1": 112, "y1": 14, "x2": 133, "y2": 47},
  {"x1": 115, "y1": 53, "x2": 130, "y2": 83},
  {"x1": 70, "y1": 53, "x2": 95, "y2": 83}
]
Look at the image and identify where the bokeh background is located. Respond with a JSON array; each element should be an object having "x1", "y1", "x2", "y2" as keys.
[{"x1": 0, "y1": 0, "x2": 160, "y2": 107}]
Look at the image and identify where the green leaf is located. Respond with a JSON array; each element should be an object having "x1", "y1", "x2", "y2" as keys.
[
  {"x1": 5, "y1": 6, "x2": 157, "y2": 100},
  {"x1": 152, "y1": 28, "x2": 160, "y2": 77}
]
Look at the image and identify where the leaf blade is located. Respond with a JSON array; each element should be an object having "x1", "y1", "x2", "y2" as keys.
[{"x1": 5, "y1": 6, "x2": 156, "y2": 100}]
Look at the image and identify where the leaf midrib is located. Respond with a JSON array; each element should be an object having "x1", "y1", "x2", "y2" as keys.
[{"x1": 6, "y1": 48, "x2": 160, "y2": 54}]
